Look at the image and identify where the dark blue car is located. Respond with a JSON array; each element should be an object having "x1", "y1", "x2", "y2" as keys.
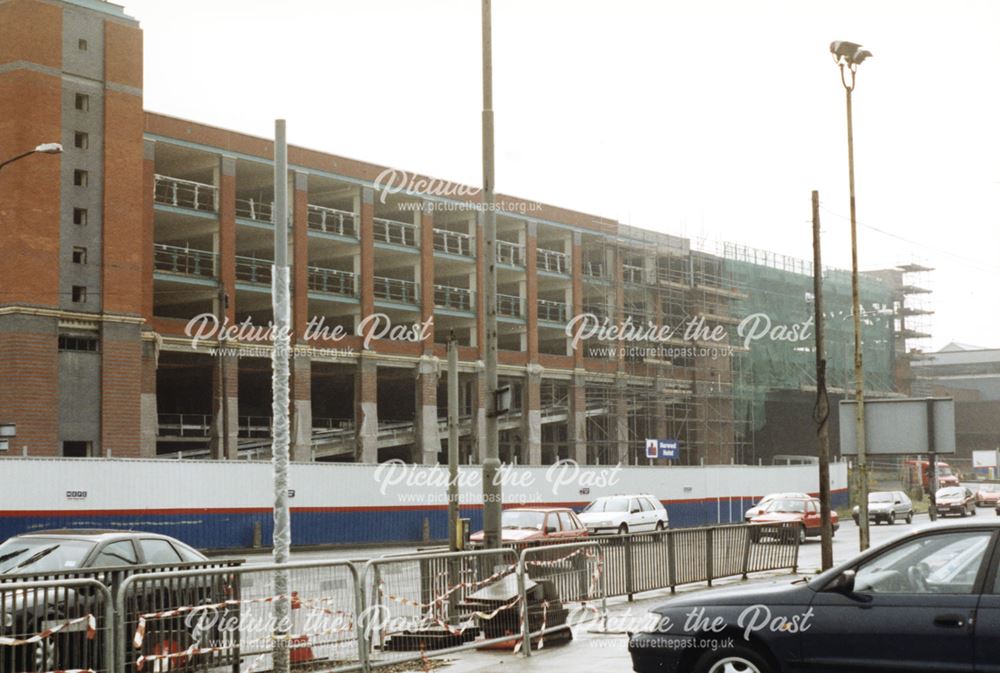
[{"x1": 629, "y1": 521, "x2": 1000, "y2": 672}]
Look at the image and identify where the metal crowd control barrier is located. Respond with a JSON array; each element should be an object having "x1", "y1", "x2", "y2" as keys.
[
  {"x1": 516, "y1": 541, "x2": 607, "y2": 657},
  {"x1": 360, "y1": 548, "x2": 521, "y2": 670},
  {"x1": 0, "y1": 578, "x2": 113, "y2": 673},
  {"x1": 114, "y1": 560, "x2": 365, "y2": 673}
]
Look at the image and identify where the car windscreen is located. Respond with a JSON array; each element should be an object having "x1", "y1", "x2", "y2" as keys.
[
  {"x1": 869, "y1": 493, "x2": 893, "y2": 503},
  {"x1": 936, "y1": 488, "x2": 963, "y2": 499},
  {"x1": 582, "y1": 497, "x2": 629, "y2": 513},
  {"x1": 501, "y1": 511, "x2": 545, "y2": 530},
  {"x1": 937, "y1": 465, "x2": 953, "y2": 476},
  {"x1": 764, "y1": 499, "x2": 806, "y2": 513},
  {"x1": 0, "y1": 538, "x2": 96, "y2": 574}
]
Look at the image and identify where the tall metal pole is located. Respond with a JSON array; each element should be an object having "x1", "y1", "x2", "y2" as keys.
[
  {"x1": 841, "y1": 71, "x2": 870, "y2": 551},
  {"x1": 481, "y1": 0, "x2": 502, "y2": 549},
  {"x1": 271, "y1": 119, "x2": 292, "y2": 673},
  {"x1": 811, "y1": 190, "x2": 833, "y2": 570},
  {"x1": 448, "y1": 336, "x2": 461, "y2": 550}
]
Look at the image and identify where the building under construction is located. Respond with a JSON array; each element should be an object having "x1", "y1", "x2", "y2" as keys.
[{"x1": 0, "y1": 0, "x2": 925, "y2": 466}]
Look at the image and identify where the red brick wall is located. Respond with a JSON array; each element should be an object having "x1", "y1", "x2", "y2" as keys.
[
  {"x1": 0, "y1": 322, "x2": 58, "y2": 455},
  {"x1": 101, "y1": 327, "x2": 142, "y2": 456}
]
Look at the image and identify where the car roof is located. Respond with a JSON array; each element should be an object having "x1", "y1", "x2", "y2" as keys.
[
  {"x1": 505, "y1": 507, "x2": 573, "y2": 513},
  {"x1": 11, "y1": 529, "x2": 177, "y2": 542}
]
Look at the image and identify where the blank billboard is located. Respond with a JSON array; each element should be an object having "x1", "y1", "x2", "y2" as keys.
[{"x1": 839, "y1": 397, "x2": 955, "y2": 455}]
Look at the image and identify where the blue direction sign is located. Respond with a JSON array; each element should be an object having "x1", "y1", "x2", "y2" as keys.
[{"x1": 645, "y1": 438, "x2": 679, "y2": 460}]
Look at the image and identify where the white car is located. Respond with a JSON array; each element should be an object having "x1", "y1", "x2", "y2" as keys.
[
  {"x1": 744, "y1": 491, "x2": 811, "y2": 521},
  {"x1": 577, "y1": 494, "x2": 669, "y2": 534}
]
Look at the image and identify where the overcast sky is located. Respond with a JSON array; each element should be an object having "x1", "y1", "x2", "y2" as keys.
[{"x1": 124, "y1": 0, "x2": 1000, "y2": 350}]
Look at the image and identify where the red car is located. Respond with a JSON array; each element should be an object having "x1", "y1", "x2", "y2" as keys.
[
  {"x1": 936, "y1": 486, "x2": 977, "y2": 517},
  {"x1": 469, "y1": 507, "x2": 588, "y2": 546},
  {"x1": 749, "y1": 496, "x2": 839, "y2": 544},
  {"x1": 976, "y1": 483, "x2": 1000, "y2": 507}
]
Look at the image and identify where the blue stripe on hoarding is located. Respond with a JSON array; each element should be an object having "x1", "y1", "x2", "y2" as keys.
[{"x1": 0, "y1": 490, "x2": 849, "y2": 550}]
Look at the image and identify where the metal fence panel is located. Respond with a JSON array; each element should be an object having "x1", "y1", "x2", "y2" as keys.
[
  {"x1": 115, "y1": 561, "x2": 364, "y2": 673},
  {"x1": 360, "y1": 548, "x2": 521, "y2": 669},
  {"x1": 0, "y1": 579, "x2": 113, "y2": 673}
]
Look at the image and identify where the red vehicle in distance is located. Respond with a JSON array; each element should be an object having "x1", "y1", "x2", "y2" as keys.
[
  {"x1": 749, "y1": 496, "x2": 839, "y2": 544},
  {"x1": 904, "y1": 460, "x2": 960, "y2": 490}
]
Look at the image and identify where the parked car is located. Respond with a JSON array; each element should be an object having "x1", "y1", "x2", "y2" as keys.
[
  {"x1": 852, "y1": 490, "x2": 913, "y2": 525},
  {"x1": 0, "y1": 530, "x2": 225, "y2": 673},
  {"x1": 976, "y1": 483, "x2": 1000, "y2": 507},
  {"x1": 629, "y1": 522, "x2": 1000, "y2": 673},
  {"x1": 577, "y1": 494, "x2": 668, "y2": 534},
  {"x1": 468, "y1": 507, "x2": 588, "y2": 546},
  {"x1": 935, "y1": 486, "x2": 977, "y2": 517},
  {"x1": 749, "y1": 497, "x2": 838, "y2": 543},
  {"x1": 743, "y1": 492, "x2": 810, "y2": 522}
]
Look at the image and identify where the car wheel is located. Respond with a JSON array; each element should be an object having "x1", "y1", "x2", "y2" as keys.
[
  {"x1": 618, "y1": 523, "x2": 629, "y2": 535},
  {"x1": 888, "y1": 512, "x2": 896, "y2": 525},
  {"x1": 906, "y1": 512, "x2": 913, "y2": 524},
  {"x1": 33, "y1": 636, "x2": 58, "y2": 673},
  {"x1": 852, "y1": 515, "x2": 859, "y2": 525},
  {"x1": 798, "y1": 524, "x2": 807, "y2": 545},
  {"x1": 655, "y1": 520, "x2": 665, "y2": 532},
  {"x1": 694, "y1": 644, "x2": 772, "y2": 673}
]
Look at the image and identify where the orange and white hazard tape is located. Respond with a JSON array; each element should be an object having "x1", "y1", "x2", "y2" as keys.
[
  {"x1": 0, "y1": 614, "x2": 97, "y2": 647},
  {"x1": 377, "y1": 562, "x2": 516, "y2": 611}
]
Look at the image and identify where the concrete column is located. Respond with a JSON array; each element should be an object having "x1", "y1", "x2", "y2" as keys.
[
  {"x1": 614, "y1": 376, "x2": 630, "y2": 465},
  {"x1": 291, "y1": 354, "x2": 312, "y2": 461},
  {"x1": 292, "y1": 171, "x2": 310, "y2": 340},
  {"x1": 218, "y1": 156, "x2": 237, "y2": 324},
  {"x1": 139, "y1": 334, "x2": 158, "y2": 458},
  {"x1": 415, "y1": 355, "x2": 440, "y2": 464},
  {"x1": 569, "y1": 373, "x2": 587, "y2": 465},
  {"x1": 523, "y1": 363, "x2": 543, "y2": 464},
  {"x1": 210, "y1": 351, "x2": 239, "y2": 460},
  {"x1": 355, "y1": 355, "x2": 378, "y2": 462},
  {"x1": 100, "y1": 321, "x2": 142, "y2": 457}
]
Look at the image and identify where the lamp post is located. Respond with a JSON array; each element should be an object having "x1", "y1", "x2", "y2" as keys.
[
  {"x1": 0, "y1": 143, "x2": 62, "y2": 172},
  {"x1": 831, "y1": 40, "x2": 873, "y2": 552}
]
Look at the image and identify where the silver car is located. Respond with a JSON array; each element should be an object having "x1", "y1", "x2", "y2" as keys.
[{"x1": 852, "y1": 490, "x2": 914, "y2": 525}]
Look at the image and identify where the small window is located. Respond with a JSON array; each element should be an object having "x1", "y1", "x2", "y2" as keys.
[
  {"x1": 73, "y1": 169, "x2": 88, "y2": 187},
  {"x1": 75, "y1": 93, "x2": 90, "y2": 111},
  {"x1": 58, "y1": 335, "x2": 99, "y2": 352},
  {"x1": 71, "y1": 285, "x2": 87, "y2": 303},
  {"x1": 139, "y1": 539, "x2": 183, "y2": 565},
  {"x1": 78, "y1": 38, "x2": 88, "y2": 51},
  {"x1": 72, "y1": 247, "x2": 87, "y2": 264},
  {"x1": 73, "y1": 208, "x2": 88, "y2": 225},
  {"x1": 94, "y1": 540, "x2": 139, "y2": 567},
  {"x1": 74, "y1": 132, "x2": 89, "y2": 150},
  {"x1": 62, "y1": 440, "x2": 91, "y2": 457}
]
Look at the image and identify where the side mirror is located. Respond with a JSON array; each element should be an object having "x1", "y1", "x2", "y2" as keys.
[{"x1": 830, "y1": 570, "x2": 856, "y2": 594}]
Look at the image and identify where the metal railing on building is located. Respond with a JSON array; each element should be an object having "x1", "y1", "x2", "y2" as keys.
[
  {"x1": 373, "y1": 217, "x2": 417, "y2": 248},
  {"x1": 434, "y1": 284, "x2": 475, "y2": 312},
  {"x1": 497, "y1": 293, "x2": 524, "y2": 318},
  {"x1": 235, "y1": 256, "x2": 273, "y2": 285},
  {"x1": 308, "y1": 204, "x2": 358, "y2": 238},
  {"x1": 433, "y1": 228, "x2": 474, "y2": 257},
  {"x1": 583, "y1": 260, "x2": 606, "y2": 279},
  {"x1": 374, "y1": 276, "x2": 419, "y2": 304},
  {"x1": 496, "y1": 240, "x2": 525, "y2": 266},
  {"x1": 153, "y1": 244, "x2": 217, "y2": 278},
  {"x1": 235, "y1": 197, "x2": 275, "y2": 223},
  {"x1": 536, "y1": 247, "x2": 568, "y2": 274},
  {"x1": 153, "y1": 174, "x2": 217, "y2": 212},
  {"x1": 623, "y1": 264, "x2": 647, "y2": 285},
  {"x1": 309, "y1": 267, "x2": 357, "y2": 297},
  {"x1": 537, "y1": 298, "x2": 568, "y2": 323}
]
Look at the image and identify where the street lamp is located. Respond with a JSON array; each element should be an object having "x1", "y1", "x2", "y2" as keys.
[
  {"x1": 831, "y1": 40, "x2": 872, "y2": 552},
  {"x1": 0, "y1": 143, "x2": 63, "y2": 172}
]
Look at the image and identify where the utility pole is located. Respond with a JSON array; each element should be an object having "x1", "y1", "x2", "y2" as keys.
[
  {"x1": 481, "y1": 0, "x2": 502, "y2": 549},
  {"x1": 271, "y1": 119, "x2": 292, "y2": 673},
  {"x1": 217, "y1": 286, "x2": 231, "y2": 460},
  {"x1": 447, "y1": 336, "x2": 461, "y2": 623},
  {"x1": 811, "y1": 190, "x2": 833, "y2": 571}
]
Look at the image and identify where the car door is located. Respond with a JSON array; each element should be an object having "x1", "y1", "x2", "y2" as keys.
[
  {"x1": 802, "y1": 529, "x2": 993, "y2": 672},
  {"x1": 974, "y1": 541, "x2": 1000, "y2": 672},
  {"x1": 803, "y1": 499, "x2": 821, "y2": 534},
  {"x1": 627, "y1": 497, "x2": 644, "y2": 531}
]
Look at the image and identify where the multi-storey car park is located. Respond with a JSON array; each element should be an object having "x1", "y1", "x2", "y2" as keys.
[{"x1": 0, "y1": 0, "x2": 928, "y2": 466}]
